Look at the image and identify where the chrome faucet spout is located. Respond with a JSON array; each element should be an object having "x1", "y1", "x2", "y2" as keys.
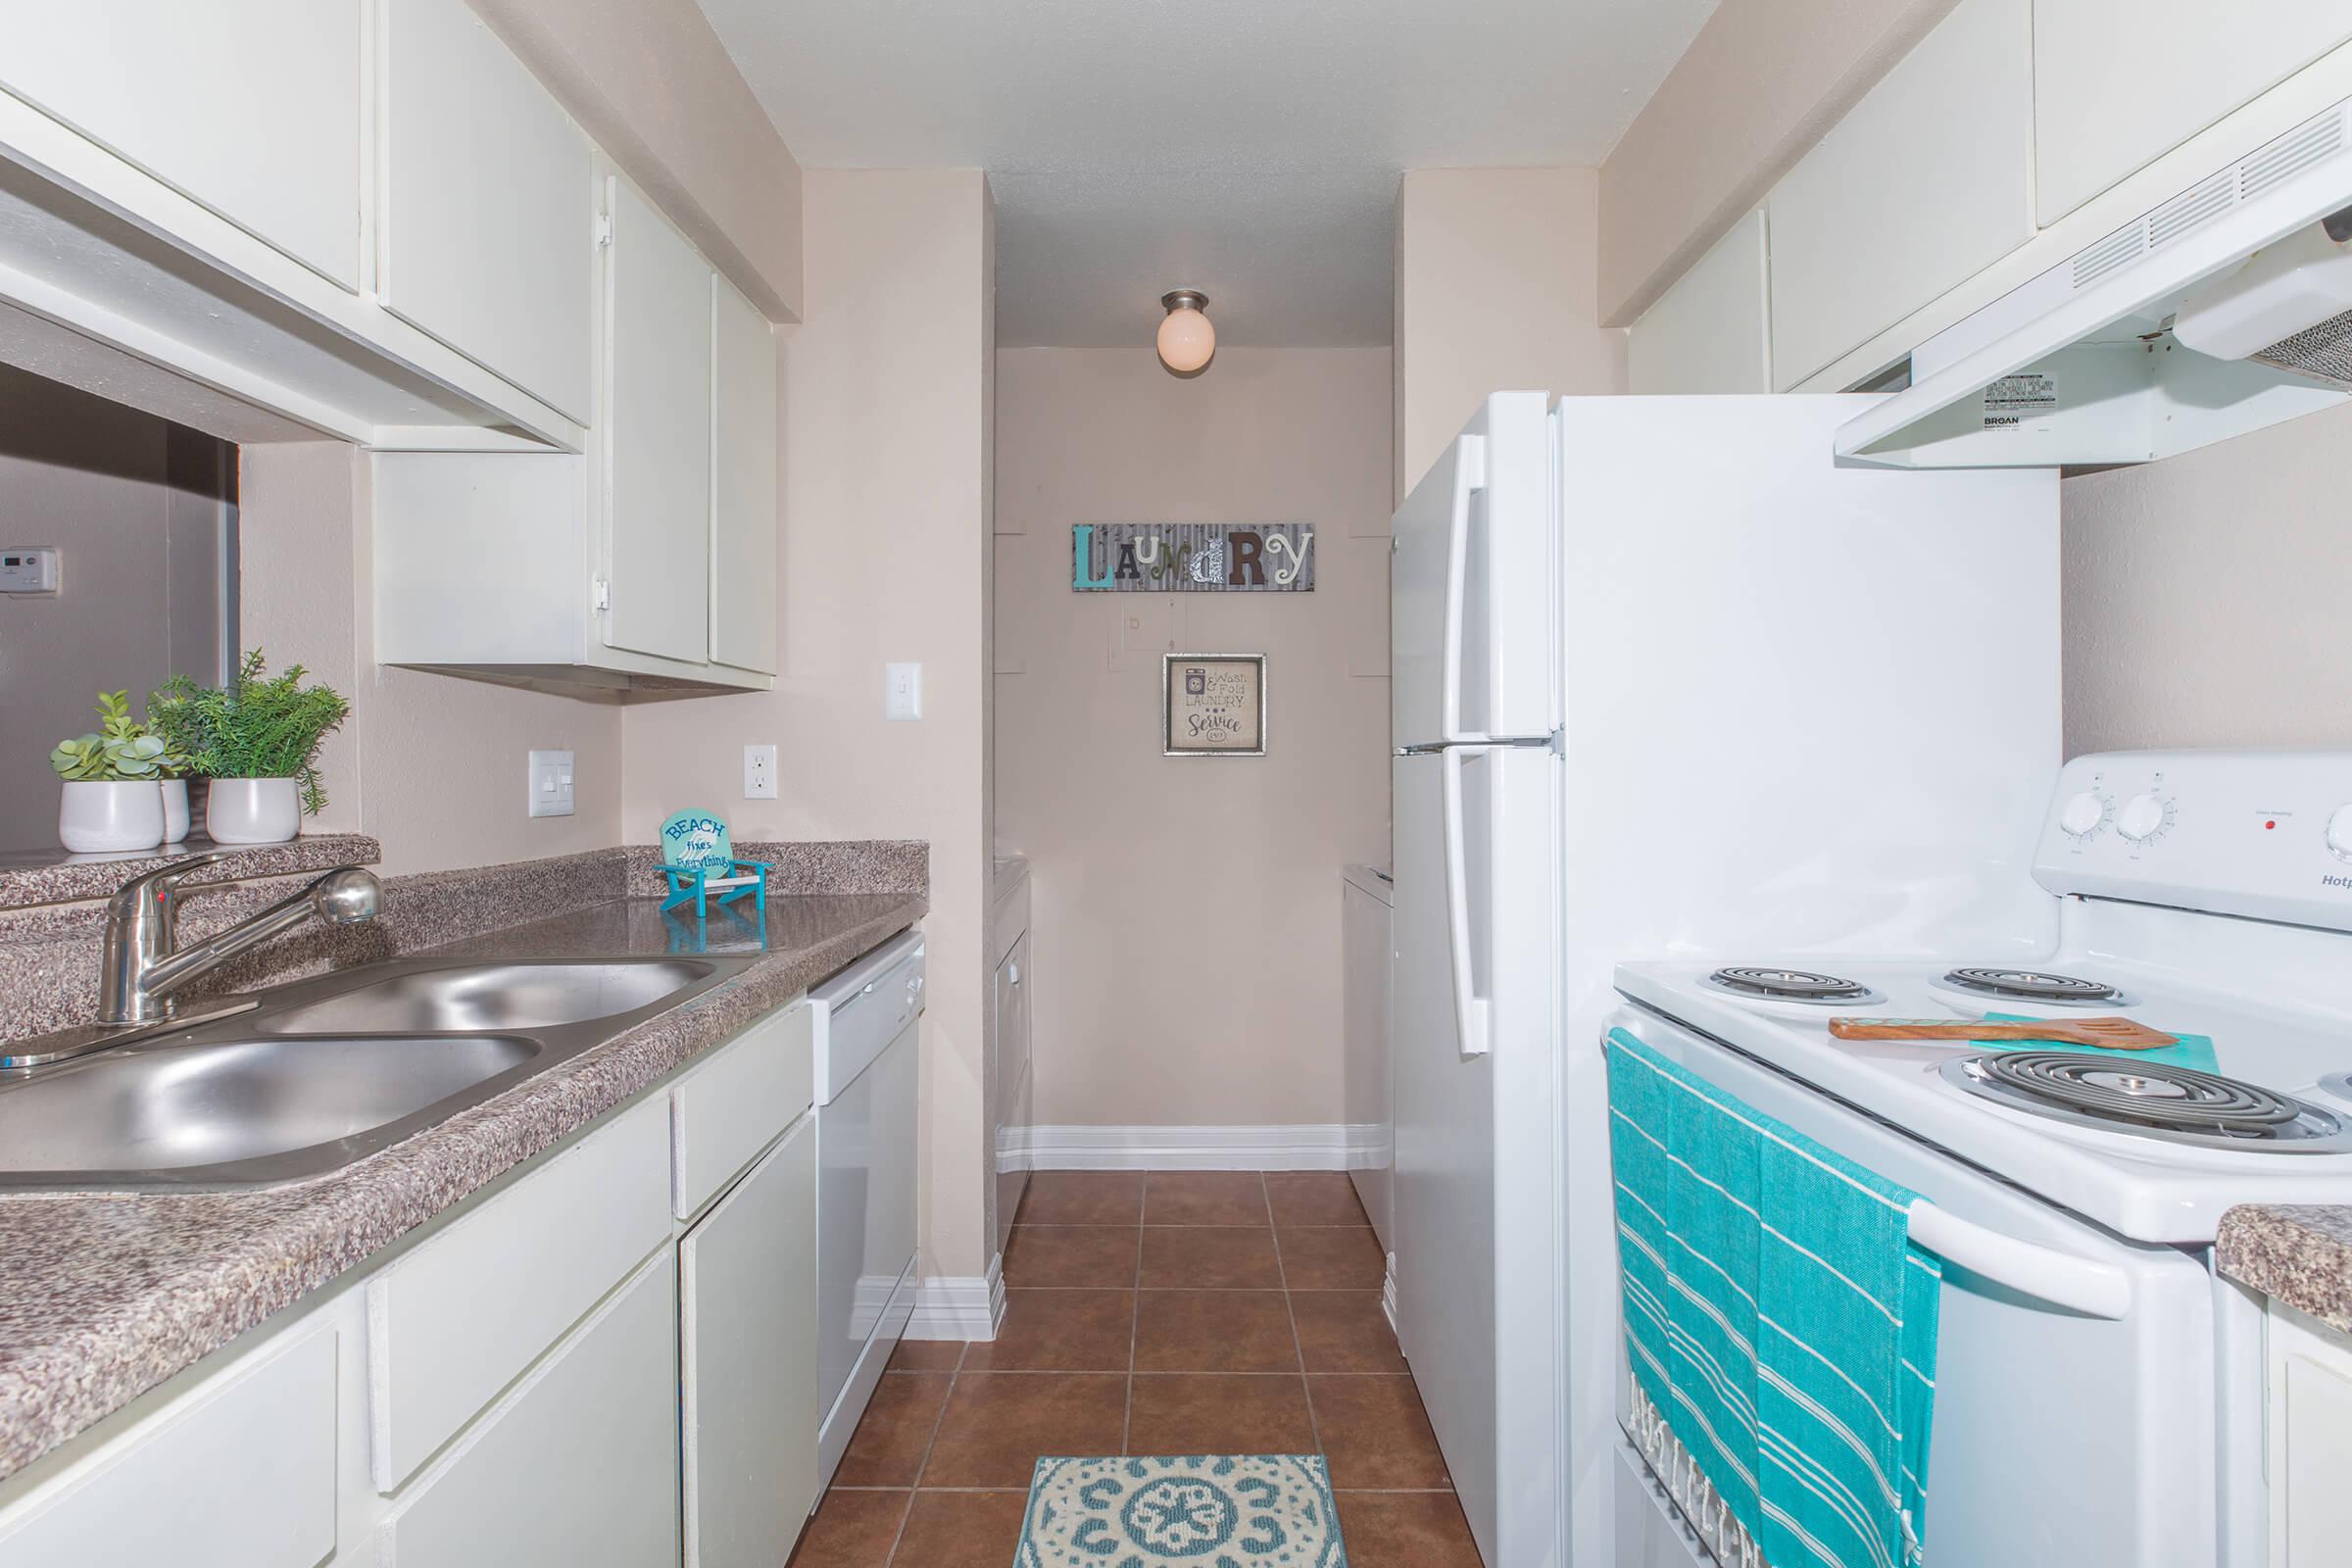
[{"x1": 97, "y1": 857, "x2": 382, "y2": 1025}]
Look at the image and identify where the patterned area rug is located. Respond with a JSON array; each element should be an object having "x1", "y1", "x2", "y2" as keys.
[{"x1": 1017, "y1": 1454, "x2": 1348, "y2": 1566}]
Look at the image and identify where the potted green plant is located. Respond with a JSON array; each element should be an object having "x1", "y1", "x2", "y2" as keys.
[
  {"x1": 150, "y1": 651, "x2": 351, "y2": 845},
  {"x1": 51, "y1": 691, "x2": 178, "y2": 853}
]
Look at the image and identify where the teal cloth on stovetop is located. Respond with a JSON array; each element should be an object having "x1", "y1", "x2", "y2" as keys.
[{"x1": 1974, "y1": 1012, "x2": 2219, "y2": 1074}]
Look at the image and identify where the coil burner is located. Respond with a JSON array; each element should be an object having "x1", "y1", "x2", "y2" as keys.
[
  {"x1": 1705, "y1": 968, "x2": 1879, "y2": 1005},
  {"x1": 1941, "y1": 968, "x2": 2125, "y2": 1006},
  {"x1": 1941, "y1": 1051, "x2": 2352, "y2": 1152}
]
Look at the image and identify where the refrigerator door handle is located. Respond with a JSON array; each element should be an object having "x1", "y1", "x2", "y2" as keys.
[
  {"x1": 1438, "y1": 432, "x2": 1488, "y2": 745},
  {"x1": 1441, "y1": 745, "x2": 1492, "y2": 1058}
]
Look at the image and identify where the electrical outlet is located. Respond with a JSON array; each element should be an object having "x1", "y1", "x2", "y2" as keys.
[
  {"x1": 528, "y1": 750, "x2": 575, "y2": 817},
  {"x1": 744, "y1": 744, "x2": 778, "y2": 800},
  {"x1": 885, "y1": 662, "x2": 922, "y2": 721}
]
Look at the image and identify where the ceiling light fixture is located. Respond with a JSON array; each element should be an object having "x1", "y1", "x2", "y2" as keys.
[{"x1": 1156, "y1": 289, "x2": 1214, "y2": 373}]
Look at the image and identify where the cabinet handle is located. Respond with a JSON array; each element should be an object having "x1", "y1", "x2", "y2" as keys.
[{"x1": 1008, "y1": 961, "x2": 1021, "y2": 986}]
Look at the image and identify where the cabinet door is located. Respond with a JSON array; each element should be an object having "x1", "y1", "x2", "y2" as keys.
[
  {"x1": 711, "y1": 273, "x2": 780, "y2": 673},
  {"x1": 682, "y1": 1115, "x2": 820, "y2": 1568},
  {"x1": 604, "y1": 175, "x2": 713, "y2": 664},
  {"x1": 2036, "y1": 1, "x2": 2352, "y2": 225},
  {"x1": 380, "y1": 1250, "x2": 681, "y2": 1568},
  {"x1": 380, "y1": 0, "x2": 595, "y2": 419},
  {"x1": 0, "y1": 1325, "x2": 335, "y2": 1568},
  {"x1": 1629, "y1": 210, "x2": 1771, "y2": 395},
  {"x1": 1766, "y1": 0, "x2": 2034, "y2": 389},
  {"x1": 0, "y1": 0, "x2": 363, "y2": 287},
  {"x1": 1342, "y1": 880, "x2": 1393, "y2": 1253},
  {"x1": 2271, "y1": 1302, "x2": 2352, "y2": 1566}
]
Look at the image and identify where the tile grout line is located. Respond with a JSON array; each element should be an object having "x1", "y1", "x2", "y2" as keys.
[
  {"x1": 1269, "y1": 1171, "x2": 1331, "y2": 1467},
  {"x1": 1122, "y1": 1180, "x2": 1143, "y2": 1455},
  {"x1": 879, "y1": 1327, "x2": 965, "y2": 1564}
]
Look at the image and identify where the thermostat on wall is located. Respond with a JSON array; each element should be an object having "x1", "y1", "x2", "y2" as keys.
[{"x1": 0, "y1": 548, "x2": 59, "y2": 595}]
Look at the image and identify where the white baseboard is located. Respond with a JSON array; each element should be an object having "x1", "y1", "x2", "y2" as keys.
[
  {"x1": 902, "y1": 1254, "x2": 1006, "y2": 1342},
  {"x1": 1001, "y1": 1123, "x2": 1386, "y2": 1171}
]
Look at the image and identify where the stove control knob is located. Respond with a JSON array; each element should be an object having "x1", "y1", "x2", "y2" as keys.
[
  {"x1": 2058, "y1": 791, "x2": 2107, "y2": 838},
  {"x1": 2327, "y1": 804, "x2": 2352, "y2": 861},
  {"x1": 2118, "y1": 794, "x2": 2168, "y2": 843}
]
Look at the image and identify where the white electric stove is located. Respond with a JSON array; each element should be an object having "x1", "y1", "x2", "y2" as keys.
[{"x1": 1606, "y1": 750, "x2": 2352, "y2": 1568}]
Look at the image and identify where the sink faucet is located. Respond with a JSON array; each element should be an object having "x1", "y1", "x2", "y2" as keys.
[{"x1": 99, "y1": 851, "x2": 382, "y2": 1025}]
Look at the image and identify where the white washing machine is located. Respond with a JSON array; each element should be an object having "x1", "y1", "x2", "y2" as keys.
[{"x1": 808, "y1": 928, "x2": 924, "y2": 1489}]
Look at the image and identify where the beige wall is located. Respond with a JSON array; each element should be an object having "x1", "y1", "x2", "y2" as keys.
[
  {"x1": 2062, "y1": 402, "x2": 2352, "y2": 757},
  {"x1": 1597, "y1": 0, "x2": 1958, "y2": 325},
  {"x1": 994, "y1": 347, "x2": 1393, "y2": 1129},
  {"x1": 471, "y1": 0, "x2": 804, "y2": 320},
  {"x1": 623, "y1": 170, "x2": 997, "y2": 1280},
  {"x1": 0, "y1": 368, "x2": 227, "y2": 852},
  {"x1": 238, "y1": 443, "x2": 626, "y2": 878},
  {"x1": 1394, "y1": 168, "x2": 1627, "y2": 499}
]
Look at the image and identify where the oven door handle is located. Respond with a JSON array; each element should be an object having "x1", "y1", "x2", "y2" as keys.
[{"x1": 1906, "y1": 1200, "x2": 2132, "y2": 1319}]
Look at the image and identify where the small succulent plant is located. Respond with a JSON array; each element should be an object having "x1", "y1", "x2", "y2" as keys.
[{"x1": 51, "y1": 691, "x2": 183, "y2": 782}]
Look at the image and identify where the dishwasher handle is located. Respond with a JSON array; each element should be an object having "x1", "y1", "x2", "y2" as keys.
[{"x1": 1906, "y1": 1200, "x2": 2132, "y2": 1320}]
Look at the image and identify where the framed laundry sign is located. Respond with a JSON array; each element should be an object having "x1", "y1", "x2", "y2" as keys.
[
  {"x1": 1163, "y1": 654, "x2": 1266, "y2": 757},
  {"x1": 1073, "y1": 523, "x2": 1313, "y2": 592}
]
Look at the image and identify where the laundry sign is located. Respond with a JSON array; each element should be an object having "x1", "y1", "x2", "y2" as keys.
[{"x1": 1071, "y1": 523, "x2": 1313, "y2": 592}]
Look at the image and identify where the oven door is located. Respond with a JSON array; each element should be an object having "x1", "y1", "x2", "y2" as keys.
[{"x1": 1603, "y1": 1005, "x2": 2220, "y2": 1568}]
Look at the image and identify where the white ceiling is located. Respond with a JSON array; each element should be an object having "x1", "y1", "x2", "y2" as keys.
[{"x1": 695, "y1": 0, "x2": 1720, "y2": 347}]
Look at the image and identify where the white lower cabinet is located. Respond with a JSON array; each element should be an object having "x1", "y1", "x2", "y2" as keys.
[
  {"x1": 1342, "y1": 866, "x2": 1393, "y2": 1255},
  {"x1": 0, "y1": 1323, "x2": 336, "y2": 1567},
  {"x1": 2270, "y1": 1299, "x2": 2352, "y2": 1566},
  {"x1": 381, "y1": 1249, "x2": 680, "y2": 1567},
  {"x1": 683, "y1": 1115, "x2": 820, "y2": 1567},
  {"x1": 0, "y1": 988, "x2": 845, "y2": 1566}
]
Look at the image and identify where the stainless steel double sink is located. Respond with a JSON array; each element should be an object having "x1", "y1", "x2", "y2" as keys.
[{"x1": 0, "y1": 956, "x2": 757, "y2": 1191}]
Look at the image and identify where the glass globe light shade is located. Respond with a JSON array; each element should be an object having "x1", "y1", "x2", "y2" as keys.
[{"x1": 1156, "y1": 303, "x2": 1215, "y2": 372}]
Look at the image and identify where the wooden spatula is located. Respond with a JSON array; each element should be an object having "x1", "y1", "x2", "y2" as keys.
[{"x1": 1827, "y1": 1016, "x2": 2180, "y2": 1051}]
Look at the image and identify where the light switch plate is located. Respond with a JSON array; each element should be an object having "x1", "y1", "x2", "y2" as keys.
[
  {"x1": 527, "y1": 750, "x2": 575, "y2": 817},
  {"x1": 885, "y1": 662, "x2": 922, "y2": 721},
  {"x1": 744, "y1": 744, "x2": 778, "y2": 799}
]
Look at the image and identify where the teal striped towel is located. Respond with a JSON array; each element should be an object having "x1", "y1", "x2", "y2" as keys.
[{"x1": 1606, "y1": 1027, "x2": 1941, "y2": 1568}]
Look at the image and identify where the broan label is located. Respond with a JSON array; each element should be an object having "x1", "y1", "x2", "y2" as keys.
[{"x1": 1983, "y1": 372, "x2": 2058, "y2": 429}]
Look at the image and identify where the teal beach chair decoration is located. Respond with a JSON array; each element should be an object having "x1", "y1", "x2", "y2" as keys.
[{"x1": 658, "y1": 809, "x2": 770, "y2": 918}]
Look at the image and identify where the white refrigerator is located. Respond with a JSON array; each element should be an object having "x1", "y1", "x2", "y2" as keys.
[{"x1": 1388, "y1": 393, "x2": 2064, "y2": 1567}]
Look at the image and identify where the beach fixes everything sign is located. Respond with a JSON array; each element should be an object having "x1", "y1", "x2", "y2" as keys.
[{"x1": 1071, "y1": 523, "x2": 1313, "y2": 592}]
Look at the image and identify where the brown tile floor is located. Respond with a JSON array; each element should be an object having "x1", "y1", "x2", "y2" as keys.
[{"x1": 787, "y1": 1170, "x2": 1485, "y2": 1567}]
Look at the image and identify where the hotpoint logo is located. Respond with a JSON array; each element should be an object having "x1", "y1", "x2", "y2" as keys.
[{"x1": 2324, "y1": 874, "x2": 2352, "y2": 892}]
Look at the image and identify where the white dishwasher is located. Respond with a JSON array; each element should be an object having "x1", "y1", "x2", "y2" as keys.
[{"x1": 808, "y1": 929, "x2": 924, "y2": 1489}]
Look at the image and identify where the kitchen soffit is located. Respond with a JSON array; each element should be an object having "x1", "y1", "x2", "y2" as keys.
[{"x1": 694, "y1": 0, "x2": 1721, "y2": 347}]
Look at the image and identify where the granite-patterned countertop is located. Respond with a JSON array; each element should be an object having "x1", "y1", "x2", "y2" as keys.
[
  {"x1": 0, "y1": 833, "x2": 381, "y2": 911},
  {"x1": 2218, "y1": 1204, "x2": 2352, "y2": 1335},
  {"x1": 0, "y1": 888, "x2": 924, "y2": 1483}
]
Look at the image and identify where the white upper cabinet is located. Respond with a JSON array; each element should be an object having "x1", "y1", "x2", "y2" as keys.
[
  {"x1": 0, "y1": 0, "x2": 363, "y2": 288},
  {"x1": 710, "y1": 274, "x2": 780, "y2": 674},
  {"x1": 380, "y1": 0, "x2": 595, "y2": 421},
  {"x1": 1629, "y1": 209, "x2": 1772, "y2": 395},
  {"x1": 2035, "y1": 1, "x2": 2352, "y2": 225},
  {"x1": 604, "y1": 175, "x2": 714, "y2": 665},
  {"x1": 1766, "y1": 0, "x2": 2034, "y2": 389}
]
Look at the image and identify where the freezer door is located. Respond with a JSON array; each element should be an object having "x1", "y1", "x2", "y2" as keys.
[{"x1": 1391, "y1": 391, "x2": 1553, "y2": 747}]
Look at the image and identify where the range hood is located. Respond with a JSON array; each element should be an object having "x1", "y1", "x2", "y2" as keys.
[{"x1": 1838, "y1": 96, "x2": 2352, "y2": 469}]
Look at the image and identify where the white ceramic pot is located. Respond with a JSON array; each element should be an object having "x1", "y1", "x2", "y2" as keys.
[
  {"x1": 160, "y1": 778, "x2": 190, "y2": 843},
  {"x1": 58, "y1": 780, "x2": 167, "y2": 853},
  {"x1": 206, "y1": 777, "x2": 301, "y2": 845}
]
